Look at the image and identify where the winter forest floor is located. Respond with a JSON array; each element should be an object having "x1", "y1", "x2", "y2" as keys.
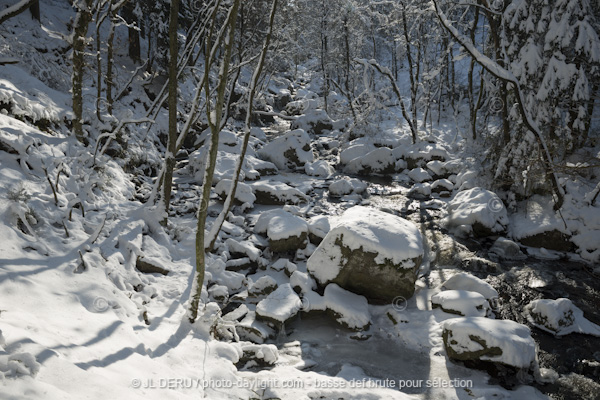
[{"x1": 1, "y1": 2, "x2": 600, "y2": 400}]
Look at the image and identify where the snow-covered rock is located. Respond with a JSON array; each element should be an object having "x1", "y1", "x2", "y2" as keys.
[
  {"x1": 307, "y1": 215, "x2": 330, "y2": 244},
  {"x1": 445, "y1": 187, "x2": 509, "y2": 237},
  {"x1": 407, "y1": 182, "x2": 432, "y2": 198},
  {"x1": 307, "y1": 206, "x2": 424, "y2": 302},
  {"x1": 238, "y1": 343, "x2": 279, "y2": 367},
  {"x1": 344, "y1": 147, "x2": 395, "y2": 175},
  {"x1": 266, "y1": 212, "x2": 309, "y2": 253},
  {"x1": 328, "y1": 177, "x2": 367, "y2": 197},
  {"x1": 250, "y1": 180, "x2": 309, "y2": 205},
  {"x1": 442, "y1": 317, "x2": 537, "y2": 369},
  {"x1": 304, "y1": 159, "x2": 335, "y2": 178},
  {"x1": 510, "y1": 196, "x2": 574, "y2": 252},
  {"x1": 441, "y1": 272, "x2": 499, "y2": 301},
  {"x1": 524, "y1": 298, "x2": 600, "y2": 336},
  {"x1": 323, "y1": 284, "x2": 371, "y2": 330},
  {"x1": 431, "y1": 179, "x2": 454, "y2": 196},
  {"x1": 290, "y1": 271, "x2": 316, "y2": 294},
  {"x1": 257, "y1": 129, "x2": 314, "y2": 170},
  {"x1": 302, "y1": 284, "x2": 371, "y2": 330},
  {"x1": 248, "y1": 276, "x2": 278, "y2": 297},
  {"x1": 214, "y1": 179, "x2": 256, "y2": 206},
  {"x1": 256, "y1": 283, "x2": 302, "y2": 325},
  {"x1": 290, "y1": 109, "x2": 333, "y2": 135},
  {"x1": 431, "y1": 290, "x2": 489, "y2": 317},
  {"x1": 489, "y1": 237, "x2": 526, "y2": 260},
  {"x1": 236, "y1": 310, "x2": 275, "y2": 343},
  {"x1": 339, "y1": 143, "x2": 376, "y2": 165},
  {"x1": 225, "y1": 239, "x2": 262, "y2": 262},
  {"x1": 407, "y1": 167, "x2": 432, "y2": 183}
]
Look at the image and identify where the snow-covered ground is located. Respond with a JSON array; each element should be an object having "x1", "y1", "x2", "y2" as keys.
[{"x1": 1, "y1": 2, "x2": 600, "y2": 400}]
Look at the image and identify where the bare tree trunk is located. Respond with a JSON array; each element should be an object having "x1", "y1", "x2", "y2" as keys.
[
  {"x1": 206, "y1": 0, "x2": 279, "y2": 253},
  {"x1": 189, "y1": 0, "x2": 241, "y2": 324},
  {"x1": 160, "y1": 0, "x2": 180, "y2": 226},
  {"x1": 72, "y1": 0, "x2": 93, "y2": 144}
]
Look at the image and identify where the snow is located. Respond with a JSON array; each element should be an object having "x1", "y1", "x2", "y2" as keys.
[
  {"x1": 304, "y1": 159, "x2": 335, "y2": 178},
  {"x1": 525, "y1": 298, "x2": 600, "y2": 336},
  {"x1": 431, "y1": 290, "x2": 489, "y2": 317},
  {"x1": 255, "y1": 283, "x2": 302, "y2": 323},
  {"x1": 445, "y1": 187, "x2": 509, "y2": 233},
  {"x1": 307, "y1": 215, "x2": 330, "y2": 239},
  {"x1": 266, "y1": 213, "x2": 308, "y2": 241},
  {"x1": 509, "y1": 195, "x2": 568, "y2": 240},
  {"x1": 339, "y1": 143, "x2": 376, "y2": 165},
  {"x1": 249, "y1": 180, "x2": 309, "y2": 205},
  {"x1": 307, "y1": 206, "x2": 423, "y2": 284},
  {"x1": 443, "y1": 317, "x2": 537, "y2": 369},
  {"x1": 322, "y1": 284, "x2": 371, "y2": 330},
  {"x1": 257, "y1": 129, "x2": 314, "y2": 170},
  {"x1": 407, "y1": 168, "x2": 433, "y2": 183},
  {"x1": 328, "y1": 178, "x2": 367, "y2": 197},
  {"x1": 344, "y1": 147, "x2": 395, "y2": 174},
  {"x1": 441, "y1": 273, "x2": 499, "y2": 301},
  {"x1": 489, "y1": 237, "x2": 526, "y2": 260},
  {"x1": 214, "y1": 179, "x2": 256, "y2": 206},
  {"x1": 289, "y1": 271, "x2": 316, "y2": 294}
]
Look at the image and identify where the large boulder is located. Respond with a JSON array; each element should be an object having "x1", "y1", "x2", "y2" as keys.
[
  {"x1": 442, "y1": 317, "x2": 536, "y2": 370},
  {"x1": 444, "y1": 187, "x2": 509, "y2": 237},
  {"x1": 307, "y1": 206, "x2": 424, "y2": 302},
  {"x1": 266, "y1": 213, "x2": 309, "y2": 253},
  {"x1": 257, "y1": 129, "x2": 313, "y2": 170}
]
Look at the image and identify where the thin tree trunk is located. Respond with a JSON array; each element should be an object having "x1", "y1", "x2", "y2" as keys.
[
  {"x1": 160, "y1": 0, "x2": 180, "y2": 226},
  {"x1": 71, "y1": 0, "x2": 93, "y2": 144},
  {"x1": 189, "y1": 0, "x2": 241, "y2": 324},
  {"x1": 206, "y1": 0, "x2": 278, "y2": 253}
]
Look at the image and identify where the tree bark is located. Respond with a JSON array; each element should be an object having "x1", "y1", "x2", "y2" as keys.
[
  {"x1": 160, "y1": 0, "x2": 180, "y2": 226},
  {"x1": 71, "y1": 0, "x2": 93, "y2": 144}
]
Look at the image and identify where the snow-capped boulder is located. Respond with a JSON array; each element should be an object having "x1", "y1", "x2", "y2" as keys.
[
  {"x1": 407, "y1": 182, "x2": 432, "y2": 199},
  {"x1": 510, "y1": 196, "x2": 574, "y2": 252},
  {"x1": 285, "y1": 98, "x2": 318, "y2": 116},
  {"x1": 235, "y1": 311, "x2": 275, "y2": 343},
  {"x1": 442, "y1": 317, "x2": 537, "y2": 370},
  {"x1": 307, "y1": 215, "x2": 330, "y2": 244},
  {"x1": 441, "y1": 272, "x2": 499, "y2": 302},
  {"x1": 445, "y1": 188, "x2": 509, "y2": 237},
  {"x1": 307, "y1": 206, "x2": 424, "y2": 302},
  {"x1": 214, "y1": 179, "x2": 256, "y2": 206},
  {"x1": 524, "y1": 298, "x2": 600, "y2": 336},
  {"x1": 431, "y1": 290, "x2": 489, "y2": 317},
  {"x1": 248, "y1": 276, "x2": 278, "y2": 297},
  {"x1": 344, "y1": 147, "x2": 395, "y2": 175},
  {"x1": 266, "y1": 212, "x2": 309, "y2": 253},
  {"x1": 250, "y1": 180, "x2": 309, "y2": 205},
  {"x1": 301, "y1": 284, "x2": 371, "y2": 330},
  {"x1": 290, "y1": 270, "x2": 316, "y2": 294},
  {"x1": 257, "y1": 129, "x2": 313, "y2": 170},
  {"x1": 328, "y1": 177, "x2": 367, "y2": 197},
  {"x1": 323, "y1": 283, "x2": 371, "y2": 330},
  {"x1": 408, "y1": 167, "x2": 432, "y2": 183},
  {"x1": 238, "y1": 344, "x2": 278, "y2": 367},
  {"x1": 305, "y1": 159, "x2": 335, "y2": 178},
  {"x1": 489, "y1": 237, "x2": 526, "y2": 260},
  {"x1": 290, "y1": 109, "x2": 334, "y2": 135},
  {"x1": 339, "y1": 143, "x2": 376, "y2": 165},
  {"x1": 256, "y1": 283, "x2": 302, "y2": 325},
  {"x1": 431, "y1": 179, "x2": 454, "y2": 196}
]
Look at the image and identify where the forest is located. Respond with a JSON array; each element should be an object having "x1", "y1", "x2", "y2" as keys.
[{"x1": 0, "y1": 0, "x2": 599, "y2": 399}]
